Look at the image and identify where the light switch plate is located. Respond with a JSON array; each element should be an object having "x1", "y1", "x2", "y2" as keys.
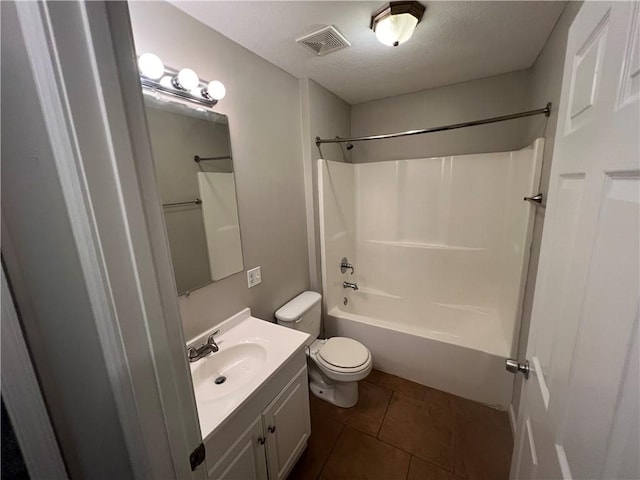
[{"x1": 247, "y1": 266, "x2": 262, "y2": 288}]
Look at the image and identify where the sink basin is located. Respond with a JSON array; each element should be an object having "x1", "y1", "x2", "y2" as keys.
[
  {"x1": 191, "y1": 343, "x2": 267, "y2": 403},
  {"x1": 187, "y1": 309, "x2": 310, "y2": 439}
]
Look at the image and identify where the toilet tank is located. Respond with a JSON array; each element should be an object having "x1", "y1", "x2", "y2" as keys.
[{"x1": 275, "y1": 291, "x2": 321, "y2": 346}]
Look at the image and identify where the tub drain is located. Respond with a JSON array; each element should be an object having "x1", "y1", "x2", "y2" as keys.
[{"x1": 214, "y1": 376, "x2": 226, "y2": 385}]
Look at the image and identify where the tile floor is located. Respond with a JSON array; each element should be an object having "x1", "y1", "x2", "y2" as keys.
[{"x1": 289, "y1": 370, "x2": 513, "y2": 480}]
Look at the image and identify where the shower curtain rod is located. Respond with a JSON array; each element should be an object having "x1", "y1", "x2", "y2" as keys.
[{"x1": 315, "y1": 102, "x2": 551, "y2": 146}]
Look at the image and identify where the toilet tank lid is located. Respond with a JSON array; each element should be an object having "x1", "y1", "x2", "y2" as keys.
[{"x1": 275, "y1": 291, "x2": 321, "y2": 322}]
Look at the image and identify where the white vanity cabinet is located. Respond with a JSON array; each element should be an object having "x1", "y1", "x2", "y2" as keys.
[
  {"x1": 207, "y1": 417, "x2": 269, "y2": 480},
  {"x1": 262, "y1": 366, "x2": 310, "y2": 480},
  {"x1": 204, "y1": 351, "x2": 311, "y2": 480}
]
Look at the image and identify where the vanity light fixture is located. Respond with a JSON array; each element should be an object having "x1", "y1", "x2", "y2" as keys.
[
  {"x1": 203, "y1": 80, "x2": 226, "y2": 101},
  {"x1": 370, "y1": 1, "x2": 426, "y2": 47},
  {"x1": 137, "y1": 52, "x2": 225, "y2": 108},
  {"x1": 173, "y1": 68, "x2": 200, "y2": 91},
  {"x1": 138, "y1": 53, "x2": 165, "y2": 80}
]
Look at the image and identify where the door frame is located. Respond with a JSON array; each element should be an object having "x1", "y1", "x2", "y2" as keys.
[{"x1": 4, "y1": 1, "x2": 205, "y2": 477}]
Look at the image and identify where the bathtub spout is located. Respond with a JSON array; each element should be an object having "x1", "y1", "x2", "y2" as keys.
[{"x1": 343, "y1": 281, "x2": 358, "y2": 291}]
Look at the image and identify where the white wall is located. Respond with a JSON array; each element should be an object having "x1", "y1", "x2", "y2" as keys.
[
  {"x1": 129, "y1": 1, "x2": 309, "y2": 338},
  {"x1": 350, "y1": 69, "x2": 533, "y2": 163},
  {"x1": 300, "y1": 79, "x2": 351, "y2": 294}
]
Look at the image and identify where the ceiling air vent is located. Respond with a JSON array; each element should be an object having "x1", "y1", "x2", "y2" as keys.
[{"x1": 296, "y1": 25, "x2": 351, "y2": 56}]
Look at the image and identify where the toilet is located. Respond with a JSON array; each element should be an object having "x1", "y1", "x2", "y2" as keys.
[{"x1": 275, "y1": 291, "x2": 372, "y2": 408}]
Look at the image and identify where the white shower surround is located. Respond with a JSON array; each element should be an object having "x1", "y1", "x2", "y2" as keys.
[{"x1": 318, "y1": 139, "x2": 544, "y2": 408}]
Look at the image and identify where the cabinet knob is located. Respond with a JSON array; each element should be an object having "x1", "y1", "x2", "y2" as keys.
[
  {"x1": 257, "y1": 436, "x2": 266, "y2": 445},
  {"x1": 268, "y1": 425, "x2": 276, "y2": 434}
]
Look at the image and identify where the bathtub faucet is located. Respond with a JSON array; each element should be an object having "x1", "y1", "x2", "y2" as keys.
[
  {"x1": 340, "y1": 257, "x2": 355, "y2": 274},
  {"x1": 343, "y1": 281, "x2": 358, "y2": 291}
]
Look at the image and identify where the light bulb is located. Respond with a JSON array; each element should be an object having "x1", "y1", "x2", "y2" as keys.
[
  {"x1": 138, "y1": 53, "x2": 164, "y2": 79},
  {"x1": 176, "y1": 68, "x2": 199, "y2": 90},
  {"x1": 374, "y1": 13, "x2": 419, "y2": 47},
  {"x1": 206, "y1": 80, "x2": 226, "y2": 100},
  {"x1": 159, "y1": 75, "x2": 173, "y2": 88}
]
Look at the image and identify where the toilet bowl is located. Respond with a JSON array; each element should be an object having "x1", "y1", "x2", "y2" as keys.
[
  {"x1": 307, "y1": 337, "x2": 372, "y2": 407},
  {"x1": 275, "y1": 291, "x2": 373, "y2": 408}
]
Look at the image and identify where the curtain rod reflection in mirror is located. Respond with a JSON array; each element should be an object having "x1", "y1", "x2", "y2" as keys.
[
  {"x1": 162, "y1": 198, "x2": 202, "y2": 208},
  {"x1": 194, "y1": 155, "x2": 233, "y2": 163}
]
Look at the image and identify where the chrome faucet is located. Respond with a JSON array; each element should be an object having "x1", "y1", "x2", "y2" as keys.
[
  {"x1": 187, "y1": 330, "x2": 220, "y2": 363},
  {"x1": 343, "y1": 281, "x2": 358, "y2": 291}
]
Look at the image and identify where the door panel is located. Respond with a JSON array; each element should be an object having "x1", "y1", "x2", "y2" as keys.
[
  {"x1": 561, "y1": 175, "x2": 639, "y2": 478},
  {"x1": 516, "y1": 418, "x2": 539, "y2": 479},
  {"x1": 534, "y1": 173, "x2": 584, "y2": 390},
  {"x1": 602, "y1": 327, "x2": 639, "y2": 479},
  {"x1": 565, "y1": 10, "x2": 609, "y2": 133}
]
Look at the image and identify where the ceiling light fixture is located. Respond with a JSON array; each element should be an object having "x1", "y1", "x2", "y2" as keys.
[{"x1": 370, "y1": 1, "x2": 426, "y2": 47}]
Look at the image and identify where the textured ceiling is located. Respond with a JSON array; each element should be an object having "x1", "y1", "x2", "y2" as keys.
[{"x1": 169, "y1": 1, "x2": 566, "y2": 104}]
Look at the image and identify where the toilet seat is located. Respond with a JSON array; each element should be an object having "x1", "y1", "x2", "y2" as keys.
[
  {"x1": 310, "y1": 337, "x2": 372, "y2": 380},
  {"x1": 318, "y1": 337, "x2": 370, "y2": 369}
]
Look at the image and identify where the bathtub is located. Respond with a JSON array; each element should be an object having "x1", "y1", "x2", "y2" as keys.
[{"x1": 324, "y1": 305, "x2": 514, "y2": 409}]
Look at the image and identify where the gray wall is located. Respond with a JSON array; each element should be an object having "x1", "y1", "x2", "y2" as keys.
[
  {"x1": 512, "y1": 1, "x2": 582, "y2": 415},
  {"x1": 129, "y1": 1, "x2": 309, "y2": 338},
  {"x1": 350, "y1": 69, "x2": 533, "y2": 163},
  {"x1": 300, "y1": 79, "x2": 351, "y2": 292}
]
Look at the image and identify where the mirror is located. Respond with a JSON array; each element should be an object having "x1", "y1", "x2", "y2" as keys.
[{"x1": 144, "y1": 95, "x2": 244, "y2": 295}]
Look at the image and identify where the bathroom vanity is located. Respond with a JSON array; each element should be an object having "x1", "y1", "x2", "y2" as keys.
[{"x1": 187, "y1": 309, "x2": 311, "y2": 480}]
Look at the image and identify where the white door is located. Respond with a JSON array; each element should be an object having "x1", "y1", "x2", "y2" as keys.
[{"x1": 511, "y1": 2, "x2": 640, "y2": 479}]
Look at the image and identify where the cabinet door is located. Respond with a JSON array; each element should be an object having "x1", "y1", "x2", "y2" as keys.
[
  {"x1": 263, "y1": 366, "x2": 311, "y2": 480},
  {"x1": 207, "y1": 416, "x2": 268, "y2": 480}
]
